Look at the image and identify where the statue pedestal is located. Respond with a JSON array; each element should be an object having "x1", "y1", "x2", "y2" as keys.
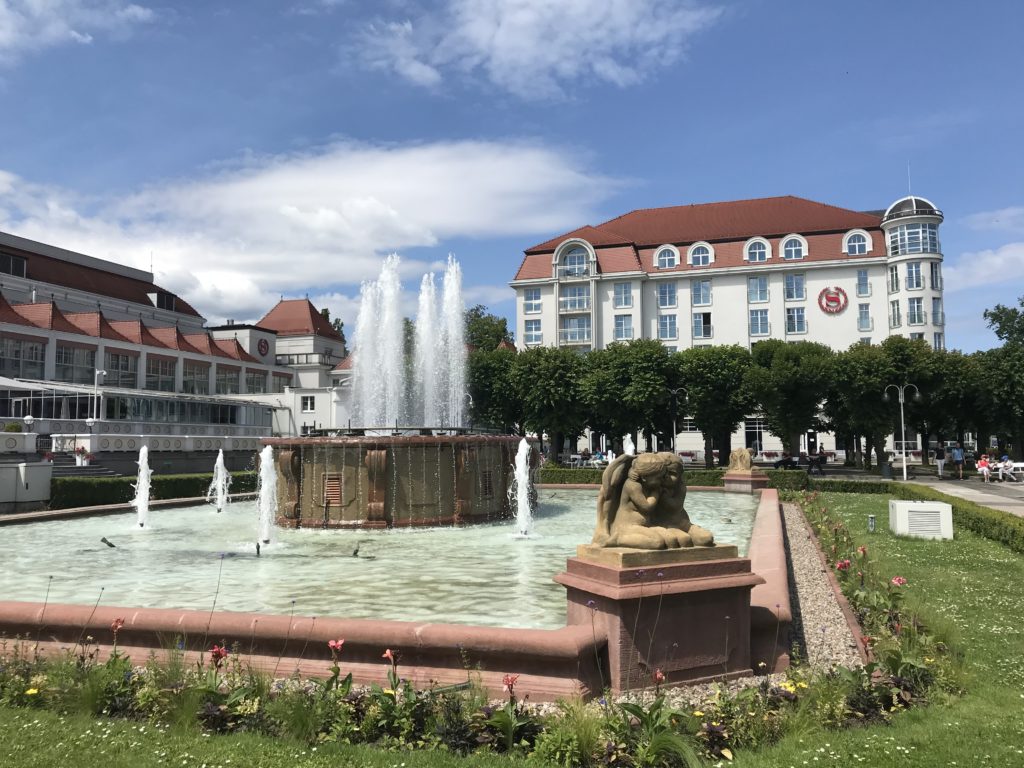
[
  {"x1": 723, "y1": 470, "x2": 769, "y2": 494},
  {"x1": 556, "y1": 547, "x2": 764, "y2": 692}
]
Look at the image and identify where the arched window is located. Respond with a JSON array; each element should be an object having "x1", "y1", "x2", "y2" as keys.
[
  {"x1": 846, "y1": 233, "x2": 867, "y2": 255},
  {"x1": 690, "y1": 245, "x2": 711, "y2": 267},
  {"x1": 564, "y1": 245, "x2": 588, "y2": 276},
  {"x1": 783, "y1": 238, "x2": 804, "y2": 260},
  {"x1": 656, "y1": 247, "x2": 678, "y2": 269},
  {"x1": 747, "y1": 241, "x2": 767, "y2": 262}
]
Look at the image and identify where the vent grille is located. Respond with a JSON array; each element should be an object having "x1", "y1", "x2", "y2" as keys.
[
  {"x1": 323, "y1": 474, "x2": 342, "y2": 506},
  {"x1": 907, "y1": 510, "x2": 943, "y2": 537}
]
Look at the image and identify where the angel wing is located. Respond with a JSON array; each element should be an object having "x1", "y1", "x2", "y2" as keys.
[{"x1": 592, "y1": 453, "x2": 635, "y2": 546}]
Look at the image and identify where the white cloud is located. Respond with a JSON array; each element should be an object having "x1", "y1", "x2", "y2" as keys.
[
  {"x1": 943, "y1": 242, "x2": 1024, "y2": 293},
  {"x1": 965, "y1": 206, "x2": 1024, "y2": 234},
  {"x1": 356, "y1": 0, "x2": 722, "y2": 99},
  {"x1": 0, "y1": 139, "x2": 615, "y2": 326},
  {"x1": 0, "y1": 1, "x2": 155, "y2": 64}
]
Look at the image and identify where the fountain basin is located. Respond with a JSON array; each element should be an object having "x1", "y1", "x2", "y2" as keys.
[{"x1": 266, "y1": 435, "x2": 531, "y2": 529}]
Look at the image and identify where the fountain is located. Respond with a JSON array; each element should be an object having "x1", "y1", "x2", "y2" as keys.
[
  {"x1": 510, "y1": 438, "x2": 534, "y2": 537},
  {"x1": 269, "y1": 255, "x2": 524, "y2": 529},
  {"x1": 622, "y1": 434, "x2": 636, "y2": 456},
  {"x1": 131, "y1": 445, "x2": 152, "y2": 527},
  {"x1": 256, "y1": 445, "x2": 277, "y2": 545},
  {"x1": 206, "y1": 449, "x2": 232, "y2": 513}
]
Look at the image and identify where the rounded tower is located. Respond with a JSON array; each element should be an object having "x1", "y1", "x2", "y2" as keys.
[{"x1": 880, "y1": 196, "x2": 945, "y2": 349}]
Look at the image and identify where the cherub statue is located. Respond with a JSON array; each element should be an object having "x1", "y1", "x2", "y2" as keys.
[
  {"x1": 726, "y1": 447, "x2": 754, "y2": 472},
  {"x1": 592, "y1": 452, "x2": 715, "y2": 549}
]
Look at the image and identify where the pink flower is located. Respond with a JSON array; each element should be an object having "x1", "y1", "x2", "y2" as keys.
[
  {"x1": 835, "y1": 559, "x2": 851, "y2": 571},
  {"x1": 210, "y1": 644, "x2": 229, "y2": 668},
  {"x1": 857, "y1": 545, "x2": 867, "y2": 557},
  {"x1": 859, "y1": 635, "x2": 874, "y2": 648},
  {"x1": 382, "y1": 648, "x2": 396, "y2": 663},
  {"x1": 891, "y1": 576, "x2": 908, "y2": 587},
  {"x1": 502, "y1": 673, "x2": 519, "y2": 694},
  {"x1": 653, "y1": 668, "x2": 666, "y2": 685},
  {"x1": 110, "y1": 617, "x2": 125, "y2": 636},
  {"x1": 328, "y1": 639, "x2": 344, "y2": 652}
]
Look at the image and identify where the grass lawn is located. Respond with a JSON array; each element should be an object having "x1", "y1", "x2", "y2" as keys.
[
  {"x1": 732, "y1": 492, "x2": 1024, "y2": 767},
  {"x1": 3, "y1": 491, "x2": 1024, "y2": 767}
]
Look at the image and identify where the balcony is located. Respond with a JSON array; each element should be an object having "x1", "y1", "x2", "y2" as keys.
[
  {"x1": 557, "y1": 266, "x2": 590, "y2": 280},
  {"x1": 559, "y1": 328, "x2": 592, "y2": 344},
  {"x1": 558, "y1": 297, "x2": 590, "y2": 313},
  {"x1": 907, "y1": 311, "x2": 928, "y2": 326},
  {"x1": 857, "y1": 317, "x2": 874, "y2": 332},
  {"x1": 275, "y1": 353, "x2": 337, "y2": 366}
]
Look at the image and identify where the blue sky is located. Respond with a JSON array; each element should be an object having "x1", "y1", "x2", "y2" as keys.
[{"x1": 0, "y1": 0, "x2": 1021, "y2": 351}]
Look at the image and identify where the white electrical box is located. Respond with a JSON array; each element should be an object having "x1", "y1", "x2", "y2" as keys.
[{"x1": 888, "y1": 500, "x2": 953, "y2": 540}]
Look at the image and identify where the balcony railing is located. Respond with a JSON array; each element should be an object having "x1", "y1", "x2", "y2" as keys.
[
  {"x1": 614, "y1": 329, "x2": 634, "y2": 341},
  {"x1": 857, "y1": 317, "x2": 874, "y2": 332},
  {"x1": 930, "y1": 277, "x2": 944, "y2": 290},
  {"x1": 559, "y1": 329, "x2": 592, "y2": 344},
  {"x1": 890, "y1": 316, "x2": 903, "y2": 329},
  {"x1": 907, "y1": 277, "x2": 924, "y2": 290},
  {"x1": 933, "y1": 311, "x2": 945, "y2": 326},
  {"x1": 888, "y1": 279, "x2": 900, "y2": 293},
  {"x1": 749, "y1": 322, "x2": 771, "y2": 336},
  {"x1": 275, "y1": 353, "x2": 337, "y2": 366},
  {"x1": 856, "y1": 283, "x2": 872, "y2": 297},
  {"x1": 524, "y1": 333, "x2": 543, "y2": 346},
  {"x1": 557, "y1": 266, "x2": 590, "y2": 279},
  {"x1": 907, "y1": 311, "x2": 928, "y2": 326},
  {"x1": 558, "y1": 297, "x2": 590, "y2": 312},
  {"x1": 785, "y1": 321, "x2": 808, "y2": 335},
  {"x1": 692, "y1": 324, "x2": 714, "y2": 340}
]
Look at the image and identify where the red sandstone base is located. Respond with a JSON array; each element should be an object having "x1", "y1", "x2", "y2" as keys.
[
  {"x1": 723, "y1": 470, "x2": 770, "y2": 494},
  {"x1": 556, "y1": 556, "x2": 765, "y2": 692}
]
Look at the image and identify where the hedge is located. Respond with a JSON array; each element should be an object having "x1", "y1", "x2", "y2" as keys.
[{"x1": 49, "y1": 471, "x2": 257, "y2": 510}]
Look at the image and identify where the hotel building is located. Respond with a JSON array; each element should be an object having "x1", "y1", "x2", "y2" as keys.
[{"x1": 509, "y1": 194, "x2": 947, "y2": 454}]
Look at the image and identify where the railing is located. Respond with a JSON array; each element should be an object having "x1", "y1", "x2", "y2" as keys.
[
  {"x1": 524, "y1": 334, "x2": 543, "y2": 346},
  {"x1": 692, "y1": 324, "x2": 714, "y2": 339},
  {"x1": 906, "y1": 277, "x2": 924, "y2": 290},
  {"x1": 558, "y1": 297, "x2": 590, "y2": 312},
  {"x1": 883, "y1": 206, "x2": 944, "y2": 222},
  {"x1": 749, "y1": 322, "x2": 771, "y2": 336},
  {"x1": 888, "y1": 279, "x2": 900, "y2": 293},
  {"x1": 559, "y1": 329, "x2": 591, "y2": 344},
  {"x1": 857, "y1": 317, "x2": 874, "y2": 331},
  {"x1": 933, "y1": 311, "x2": 945, "y2": 326},
  {"x1": 613, "y1": 298, "x2": 633, "y2": 309},
  {"x1": 930, "y1": 277, "x2": 943, "y2": 290},
  {"x1": 557, "y1": 266, "x2": 590, "y2": 279},
  {"x1": 890, "y1": 316, "x2": 903, "y2": 329},
  {"x1": 908, "y1": 311, "x2": 928, "y2": 326},
  {"x1": 275, "y1": 353, "x2": 336, "y2": 366},
  {"x1": 785, "y1": 320, "x2": 808, "y2": 334},
  {"x1": 614, "y1": 329, "x2": 634, "y2": 341},
  {"x1": 856, "y1": 283, "x2": 872, "y2": 297},
  {"x1": 523, "y1": 303, "x2": 542, "y2": 314}
]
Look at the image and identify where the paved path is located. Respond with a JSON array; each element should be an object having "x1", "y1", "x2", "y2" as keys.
[{"x1": 898, "y1": 476, "x2": 1024, "y2": 519}]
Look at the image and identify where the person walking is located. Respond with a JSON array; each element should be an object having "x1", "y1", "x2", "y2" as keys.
[
  {"x1": 951, "y1": 442, "x2": 965, "y2": 479},
  {"x1": 935, "y1": 444, "x2": 946, "y2": 479}
]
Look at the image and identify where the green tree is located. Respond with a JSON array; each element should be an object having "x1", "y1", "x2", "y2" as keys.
[
  {"x1": 830, "y1": 342, "x2": 897, "y2": 468},
  {"x1": 746, "y1": 340, "x2": 835, "y2": 456},
  {"x1": 464, "y1": 304, "x2": 512, "y2": 350},
  {"x1": 670, "y1": 346, "x2": 754, "y2": 468},
  {"x1": 880, "y1": 336, "x2": 942, "y2": 465},
  {"x1": 512, "y1": 346, "x2": 588, "y2": 459},
  {"x1": 467, "y1": 347, "x2": 523, "y2": 434},
  {"x1": 983, "y1": 295, "x2": 1024, "y2": 345},
  {"x1": 319, "y1": 308, "x2": 348, "y2": 356},
  {"x1": 579, "y1": 340, "x2": 672, "y2": 449}
]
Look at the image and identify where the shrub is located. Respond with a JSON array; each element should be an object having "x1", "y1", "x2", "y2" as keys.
[
  {"x1": 3, "y1": 422, "x2": 23, "y2": 432},
  {"x1": 49, "y1": 471, "x2": 257, "y2": 509}
]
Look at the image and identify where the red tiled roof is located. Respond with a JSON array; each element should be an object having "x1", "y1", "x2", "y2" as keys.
[
  {"x1": 496, "y1": 340, "x2": 516, "y2": 351},
  {"x1": 214, "y1": 337, "x2": 261, "y2": 363},
  {"x1": 62, "y1": 311, "x2": 133, "y2": 342},
  {"x1": 0, "y1": 294, "x2": 38, "y2": 327},
  {"x1": 182, "y1": 333, "x2": 234, "y2": 359},
  {"x1": 108, "y1": 319, "x2": 174, "y2": 350},
  {"x1": 9, "y1": 302, "x2": 82, "y2": 333},
  {"x1": 1, "y1": 236, "x2": 202, "y2": 317},
  {"x1": 149, "y1": 326, "x2": 204, "y2": 355},
  {"x1": 332, "y1": 356, "x2": 353, "y2": 371},
  {"x1": 257, "y1": 299, "x2": 344, "y2": 342},
  {"x1": 524, "y1": 196, "x2": 882, "y2": 254}
]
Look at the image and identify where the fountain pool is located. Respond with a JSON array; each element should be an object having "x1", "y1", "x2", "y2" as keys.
[{"x1": 0, "y1": 489, "x2": 757, "y2": 630}]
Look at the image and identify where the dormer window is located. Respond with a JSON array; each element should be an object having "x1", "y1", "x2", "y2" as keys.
[
  {"x1": 846, "y1": 233, "x2": 867, "y2": 255},
  {"x1": 564, "y1": 246, "x2": 588, "y2": 276},
  {"x1": 745, "y1": 238, "x2": 770, "y2": 262},
  {"x1": 688, "y1": 242, "x2": 714, "y2": 267},
  {"x1": 655, "y1": 246, "x2": 679, "y2": 269},
  {"x1": 783, "y1": 237, "x2": 805, "y2": 260}
]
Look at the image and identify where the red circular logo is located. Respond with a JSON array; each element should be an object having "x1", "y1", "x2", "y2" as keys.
[
  {"x1": 818, "y1": 287, "x2": 848, "y2": 314},
  {"x1": 257, "y1": 338, "x2": 270, "y2": 356}
]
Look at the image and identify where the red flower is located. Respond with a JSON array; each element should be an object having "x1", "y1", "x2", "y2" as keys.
[
  {"x1": 502, "y1": 673, "x2": 519, "y2": 694},
  {"x1": 835, "y1": 559, "x2": 851, "y2": 571},
  {"x1": 210, "y1": 644, "x2": 229, "y2": 668},
  {"x1": 890, "y1": 576, "x2": 908, "y2": 587},
  {"x1": 653, "y1": 668, "x2": 666, "y2": 685},
  {"x1": 110, "y1": 617, "x2": 125, "y2": 636},
  {"x1": 382, "y1": 648, "x2": 397, "y2": 663},
  {"x1": 859, "y1": 635, "x2": 874, "y2": 648},
  {"x1": 857, "y1": 545, "x2": 867, "y2": 557}
]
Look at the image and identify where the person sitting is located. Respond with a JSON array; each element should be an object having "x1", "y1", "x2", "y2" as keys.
[
  {"x1": 999, "y1": 455, "x2": 1017, "y2": 482},
  {"x1": 977, "y1": 454, "x2": 991, "y2": 482},
  {"x1": 773, "y1": 451, "x2": 794, "y2": 469}
]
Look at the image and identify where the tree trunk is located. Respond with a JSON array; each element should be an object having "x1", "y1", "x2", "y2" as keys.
[
  {"x1": 788, "y1": 433, "x2": 801, "y2": 458},
  {"x1": 703, "y1": 433, "x2": 714, "y2": 469},
  {"x1": 862, "y1": 433, "x2": 874, "y2": 469},
  {"x1": 716, "y1": 427, "x2": 731, "y2": 466}
]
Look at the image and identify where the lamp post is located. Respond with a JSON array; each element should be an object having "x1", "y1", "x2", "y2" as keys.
[
  {"x1": 22, "y1": 414, "x2": 34, "y2": 433},
  {"x1": 667, "y1": 387, "x2": 688, "y2": 454},
  {"x1": 883, "y1": 383, "x2": 920, "y2": 482},
  {"x1": 93, "y1": 369, "x2": 106, "y2": 422}
]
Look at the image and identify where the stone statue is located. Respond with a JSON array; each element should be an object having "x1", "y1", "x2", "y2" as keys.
[
  {"x1": 592, "y1": 452, "x2": 715, "y2": 549},
  {"x1": 726, "y1": 447, "x2": 754, "y2": 472}
]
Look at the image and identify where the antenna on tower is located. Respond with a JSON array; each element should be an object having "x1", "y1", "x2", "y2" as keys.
[
  {"x1": 907, "y1": 160, "x2": 912, "y2": 196},
  {"x1": 150, "y1": 251, "x2": 154, "y2": 273}
]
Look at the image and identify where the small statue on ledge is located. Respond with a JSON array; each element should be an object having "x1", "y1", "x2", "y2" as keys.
[
  {"x1": 726, "y1": 446, "x2": 758, "y2": 472},
  {"x1": 592, "y1": 452, "x2": 715, "y2": 550}
]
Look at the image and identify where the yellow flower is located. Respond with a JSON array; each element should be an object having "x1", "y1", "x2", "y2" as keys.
[
  {"x1": 924, "y1": 657, "x2": 934, "y2": 664},
  {"x1": 25, "y1": 688, "x2": 38, "y2": 695},
  {"x1": 693, "y1": 710, "x2": 704, "y2": 717},
  {"x1": 797, "y1": 682, "x2": 809, "y2": 689}
]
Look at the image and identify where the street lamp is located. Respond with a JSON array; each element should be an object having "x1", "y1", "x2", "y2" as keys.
[
  {"x1": 667, "y1": 387, "x2": 688, "y2": 454},
  {"x1": 93, "y1": 369, "x2": 107, "y2": 422},
  {"x1": 86, "y1": 417, "x2": 96, "y2": 434},
  {"x1": 883, "y1": 383, "x2": 920, "y2": 481},
  {"x1": 22, "y1": 415, "x2": 35, "y2": 433}
]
